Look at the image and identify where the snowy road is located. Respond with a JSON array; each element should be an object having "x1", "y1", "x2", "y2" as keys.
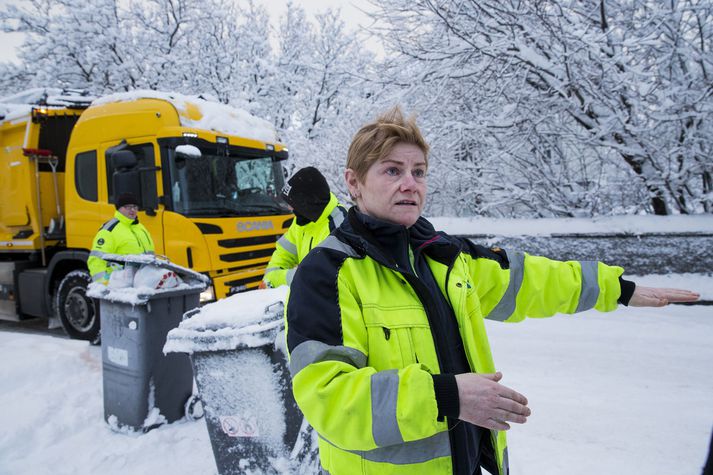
[{"x1": 1, "y1": 298, "x2": 711, "y2": 474}]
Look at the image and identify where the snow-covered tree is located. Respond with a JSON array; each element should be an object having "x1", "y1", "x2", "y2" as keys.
[
  {"x1": 271, "y1": 3, "x2": 379, "y2": 197},
  {"x1": 6, "y1": 0, "x2": 707, "y2": 217},
  {"x1": 0, "y1": 0, "x2": 138, "y2": 91},
  {"x1": 368, "y1": 0, "x2": 713, "y2": 216}
]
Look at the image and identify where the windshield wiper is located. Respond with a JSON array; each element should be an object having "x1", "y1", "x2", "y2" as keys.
[
  {"x1": 183, "y1": 206, "x2": 241, "y2": 217},
  {"x1": 238, "y1": 203, "x2": 290, "y2": 213}
]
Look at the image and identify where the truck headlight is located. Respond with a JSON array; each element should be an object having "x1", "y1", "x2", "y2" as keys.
[{"x1": 200, "y1": 285, "x2": 215, "y2": 303}]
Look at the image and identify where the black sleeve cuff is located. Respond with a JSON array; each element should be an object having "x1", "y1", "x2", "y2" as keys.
[
  {"x1": 432, "y1": 373, "x2": 460, "y2": 422},
  {"x1": 618, "y1": 277, "x2": 636, "y2": 306}
]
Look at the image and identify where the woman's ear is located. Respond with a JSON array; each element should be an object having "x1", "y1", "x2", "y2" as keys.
[{"x1": 344, "y1": 168, "x2": 360, "y2": 200}]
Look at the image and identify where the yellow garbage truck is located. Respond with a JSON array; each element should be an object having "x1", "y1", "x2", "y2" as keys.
[{"x1": 0, "y1": 88, "x2": 292, "y2": 341}]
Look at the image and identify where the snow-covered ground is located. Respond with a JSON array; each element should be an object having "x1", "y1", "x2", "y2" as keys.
[
  {"x1": 1, "y1": 217, "x2": 711, "y2": 474},
  {"x1": 1, "y1": 271, "x2": 711, "y2": 475}
]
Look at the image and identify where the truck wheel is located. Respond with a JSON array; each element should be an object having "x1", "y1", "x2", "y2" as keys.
[{"x1": 56, "y1": 270, "x2": 100, "y2": 342}]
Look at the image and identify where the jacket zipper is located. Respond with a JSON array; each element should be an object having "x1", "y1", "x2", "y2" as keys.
[
  {"x1": 399, "y1": 270, "x2": 461, "y2": 473},
  {"x1": 130, "y1": 224, "x2": 148, "y2": 253}
]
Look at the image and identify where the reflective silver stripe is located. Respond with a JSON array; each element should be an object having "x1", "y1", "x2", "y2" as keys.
[
  {"x1": 89, "y1": 251, "x2": 104, "y2": 258},
  {"x1": 575, "y1": 261, "x2": 600, "y2": 312},
  {"x1": 91, "y1": 271, "x2": 108, "y2": 282},
  {"x1": 371, "y1": 370, "x2": 403, "y2": 447},
  {"x1": 502, "y1": 447, "x2": 509, "y2": 475},
  {"x1": 329, "y1": 206, "x2": 346, "y2": 228},
  {"x1": 290, "y1": 340, "x2": 367, "y2": 377},
  {"x1": 101, "y1": 218, "x2": 118, "y2": 230},
  {"x1": 264, "y1": 267, "x2": 280, "y2": 274},
  {"x1": 144, "y1": 250, "x2": 155, "y2": 255},
  {"x1": 278, "y1": 235, "x2": 297, "y2": 255},
  {"x1": 316, "y1": 235, "x2": 359, "y2": 257},
  {"x1": 321, "y1": 431, "x2": 451, "y2": 464},
  {"x1": 487, "y1": 250, "x2": 525, "y2": 321},
  {"x1": 286, "y1": 268, "x2": 296, "y2": 286}
]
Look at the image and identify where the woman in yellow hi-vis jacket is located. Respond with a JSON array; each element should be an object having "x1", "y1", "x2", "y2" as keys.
[{"x1": 285, "y1": 107, "x2": 699, "y2": 475}]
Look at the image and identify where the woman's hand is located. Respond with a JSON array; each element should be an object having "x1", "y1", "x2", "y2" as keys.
[
  {"x1": 629, "y1": 286, "x2": 700, "y2": 307},
  {"x1": 455, "y1": 372, "x2": 530, "y2": 431}
]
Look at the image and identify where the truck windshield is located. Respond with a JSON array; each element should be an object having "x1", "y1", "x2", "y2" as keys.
[{"x1": 163, "y1": 141, "x2": 289, "y2": 217}]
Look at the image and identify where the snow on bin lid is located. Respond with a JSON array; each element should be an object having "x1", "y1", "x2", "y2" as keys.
[
  {"x1": 92, "y1": 90, "x2": 278, "y2": 144},
  {"x1": 86, "y1": 254, "x2": 209, "y2": 305},
  {"x1": 164, "y1": 286, "x2": 289, "y2": 354}
]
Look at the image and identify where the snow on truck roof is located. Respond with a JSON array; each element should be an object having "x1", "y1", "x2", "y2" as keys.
[
  {"x1": 1, "y1": 88, "x2": 278, "y2": 144},
  {"x1": 92, "y1": 90, "x2": 278, "y2": 144},
  {"x1": 0, "y1": 88, "x2": 94, "y2": 123}
]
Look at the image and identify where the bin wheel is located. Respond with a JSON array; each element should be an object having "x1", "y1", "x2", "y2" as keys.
[
  {"x1": 55, "y1": 270, "x2": 100, "y2": 342},
  {"x1": 185, "y1": 394, "x2": 204, "y2": 420}
]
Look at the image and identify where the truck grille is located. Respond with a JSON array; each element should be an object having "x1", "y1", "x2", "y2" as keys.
[{"x1": 218, "y1": 248, "x2": 275, "y2": 263}]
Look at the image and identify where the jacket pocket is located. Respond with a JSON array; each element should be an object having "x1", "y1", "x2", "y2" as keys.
[{"x1": 363, "y1": 304, "x2": 435, "y2": 371}]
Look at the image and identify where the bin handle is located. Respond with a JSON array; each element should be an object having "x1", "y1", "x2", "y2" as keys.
[
  {"x1": 264, "y1": 301, "x2": 284, "y2": 317},
  {"x1": 182, "y1": 307, "x2": 201, "y2": 321}
]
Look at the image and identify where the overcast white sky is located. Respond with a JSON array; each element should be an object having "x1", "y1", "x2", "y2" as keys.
[{"x1": 0, "y1": 0, "x2": 377, "y2": 63}]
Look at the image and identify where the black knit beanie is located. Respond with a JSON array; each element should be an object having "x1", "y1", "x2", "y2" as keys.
[
  {"x1": 115, "y1": 192, "x2": 139, "y2": 209},
  {"x1": 281, "y1": 167, "x2": 330, "y2": 222}
]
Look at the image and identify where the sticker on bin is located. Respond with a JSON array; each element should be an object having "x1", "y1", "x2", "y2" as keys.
[
  {"x1": 107, "y1": 346, "x2": 129, "y2": 367},
  {"x1": 220, "y1": 414, "x2": 259, "y2": 438}
]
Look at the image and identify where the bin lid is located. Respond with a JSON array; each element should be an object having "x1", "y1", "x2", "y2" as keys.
[
  {"x1": 164, "y1": 286, "x2": 289, "y2": 354},
  {"x1": 87, "y1": 254, "x2": 209, "y2": 304},
  {"x1": 101, "y1": 254, "x2": 210, "y2": 284}
]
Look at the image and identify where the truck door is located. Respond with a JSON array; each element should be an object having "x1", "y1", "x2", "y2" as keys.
[{"x1": 103, "y1": 140, "x2": 164, "y2": 255}]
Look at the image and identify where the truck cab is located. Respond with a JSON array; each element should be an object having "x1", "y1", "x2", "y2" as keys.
[{"x1": 0, "y1": 89, "x2": 292, "y2": 342}]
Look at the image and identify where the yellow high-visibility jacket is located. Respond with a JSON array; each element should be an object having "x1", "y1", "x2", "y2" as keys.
[
  {"x1": 87, "y1": 210, "x2": 155, "y2": 284},
  {"x1": 286, "y1": 210, "x2": 625, "y2": 475},
  {"x1": 263, "y1": 193, "x2": 346, "y2": 287}
]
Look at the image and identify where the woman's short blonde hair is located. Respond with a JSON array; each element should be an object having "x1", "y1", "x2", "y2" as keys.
[{"x1": 346, "y1": 106, "x2": 429, "y2": 182}]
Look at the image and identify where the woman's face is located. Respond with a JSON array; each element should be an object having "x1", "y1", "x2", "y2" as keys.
[{"x1": 345, "y1": 142, "x2": 427, "y2": 227}]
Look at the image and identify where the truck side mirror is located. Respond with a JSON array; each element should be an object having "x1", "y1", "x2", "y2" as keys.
[
  {"x1": 114, "y1": 171, "x2": 142, "y2": 205},
  {"x1": 111, "y1": 149, "x2": 141, "y2": 208},
  {"x1": 111, "y1": 150, "x2": 138, "y2": 170}
]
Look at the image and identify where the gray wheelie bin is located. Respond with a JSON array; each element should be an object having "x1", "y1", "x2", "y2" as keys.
[
  {"x1": 164, "y1": 286, "x2": 319, "y2": 474},
  {"x1": 88, "y1": 254, "x2": 209, "y2": 432}
]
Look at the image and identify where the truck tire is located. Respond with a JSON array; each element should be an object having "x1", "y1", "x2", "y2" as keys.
[{"x1": 56, "y1": 270, "x2": 100, "y2": 342}]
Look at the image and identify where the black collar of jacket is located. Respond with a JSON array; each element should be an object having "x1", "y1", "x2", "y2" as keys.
[{"x1": 337, "y1": 207, "x2": 462, "y2": 268}]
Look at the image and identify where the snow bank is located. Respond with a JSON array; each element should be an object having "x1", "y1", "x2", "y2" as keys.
[
  {"x1": 164, "y1": 286, "x2": 289, "y2": 354},
  {"x1": 92, "y1": 90, "x2": 278, "y2": 144},
  {"x1": 430, "y1": 213, "x2": 713, "y2": 237}
]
